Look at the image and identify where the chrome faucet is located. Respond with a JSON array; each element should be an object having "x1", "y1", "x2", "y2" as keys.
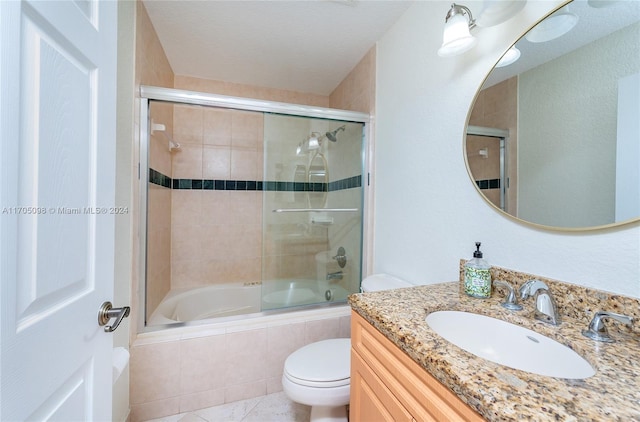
[
  {"x1": 326, "y1": 271, "x2": 344, "y2": 281},
  {"x1": 519, "y1": 279, "x2": 560, "y2": 325},
  {"x1": 582, "y1": 311, "x2": 633, "y2": 343},
  {"x1": 493, "y1": 280, "x2": 522, "y2": 311}
]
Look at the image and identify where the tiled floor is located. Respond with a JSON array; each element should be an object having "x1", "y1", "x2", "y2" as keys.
[{"x1": 144, "y1": 392, "x2": 311, "y2": 422}]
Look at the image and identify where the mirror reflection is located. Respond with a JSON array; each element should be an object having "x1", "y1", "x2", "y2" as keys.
[
  {"x1": 308, "y1": 151, "x2": 329, "y2": 208},
  {"x1": 466, "y1": 0, "x2": 640, "y2": 229}
]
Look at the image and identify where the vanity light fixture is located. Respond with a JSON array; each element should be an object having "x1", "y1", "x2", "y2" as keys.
[
  {"x1": 525, "y1": 5, "x2": 578, "y2": 43},
  {"x1": 495, "y1": 46, "x2": 521, "y2": 67},
  {"x1": 438, "y1": 1, "x2": 526, "y2": 57},
  {"x1": 437, "y1": 3, "x2": 477, "y2": 57}
]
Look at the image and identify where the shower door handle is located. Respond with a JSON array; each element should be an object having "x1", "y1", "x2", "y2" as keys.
[{"x1": 98, "y1": 301, "x2": 130, "y2": 332}]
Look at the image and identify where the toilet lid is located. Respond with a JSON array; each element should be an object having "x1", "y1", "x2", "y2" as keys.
[
  {"x1": 284, "y1": 338, "x2": 350, "y2": 387},
  {"x1": 361, "y1": 273, "x2": 412, "y2": 292}
]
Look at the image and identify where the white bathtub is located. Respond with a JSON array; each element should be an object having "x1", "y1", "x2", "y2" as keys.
[{"x1": 148, "y1": 279, "x2": 349, "y2": 326}]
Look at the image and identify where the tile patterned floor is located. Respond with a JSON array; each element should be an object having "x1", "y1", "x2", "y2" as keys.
[{"x1": 144, "y1": 392, "x2": 311, "y2": 422}]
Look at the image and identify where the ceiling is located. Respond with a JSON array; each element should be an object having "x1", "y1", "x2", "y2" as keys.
[
  {"x1": 141, "y1": 0, "x2": 639, "y2": 95},
  {"x1": 141, "y1": 0, "x2": 414, "y2": 96},
  {"x1": 484, "y1": 0, "x2": 640, "y2": 87}
]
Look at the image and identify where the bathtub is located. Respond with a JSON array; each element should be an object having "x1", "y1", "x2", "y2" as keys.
[
  {"x1": 134, "y1": 286, "x2": 352, "y2": 421},
  {"x1": 148, "y1": 279, "x2": 349, "y2": 326}
]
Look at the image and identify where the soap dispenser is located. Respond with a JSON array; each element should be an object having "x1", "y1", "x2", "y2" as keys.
[{"x1": 463, "y1": 242, "x2": 491, "y2": 298}]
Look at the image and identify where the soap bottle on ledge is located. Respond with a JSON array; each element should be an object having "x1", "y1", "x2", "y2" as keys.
[{"x1": 463, "y1": 242, "x2": 491, "y2": 298}]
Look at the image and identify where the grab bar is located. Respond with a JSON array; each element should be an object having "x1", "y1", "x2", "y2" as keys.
[{"x1": 272, "y1": 208, "x2": 358, "y2": 213}]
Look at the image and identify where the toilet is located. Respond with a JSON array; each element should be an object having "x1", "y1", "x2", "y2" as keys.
[{"x1": 282, "y1": 274, "x2": 412, "y2": 422}]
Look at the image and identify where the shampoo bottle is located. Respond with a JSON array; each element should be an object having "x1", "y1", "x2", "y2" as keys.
[{"x1": 463, "y1": 242, "x2": 491, "y2": 298}]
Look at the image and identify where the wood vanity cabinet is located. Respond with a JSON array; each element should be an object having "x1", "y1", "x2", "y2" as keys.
[{"x1": 350, "y1": 311, "x2": 484, "y2": 422}]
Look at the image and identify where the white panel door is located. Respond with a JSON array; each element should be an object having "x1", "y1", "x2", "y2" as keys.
[{"x1": 1, "y1": 1, "x2": 118, "y2": 420}]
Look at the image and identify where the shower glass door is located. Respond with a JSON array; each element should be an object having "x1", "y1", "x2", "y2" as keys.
[
  {"x1": 141, "y1": 86, "x2": 369, "y2": 328},
  {"x1": 466, "y1": 127, "x2": 509, "y2": 212},
  {"x1": 261, "y1": 114, "x2": 365, "y2": 311}
]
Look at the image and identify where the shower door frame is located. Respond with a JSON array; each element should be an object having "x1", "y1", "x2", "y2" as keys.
[
  {"x1": 138, "y1": 86, "x2": 371, "y2": 332},
  {"x1": 466, "y1": 125, "x2": 509, "y2": 212}
]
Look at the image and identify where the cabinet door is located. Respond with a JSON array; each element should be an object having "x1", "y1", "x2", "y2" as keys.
[
  {"x1": 350, "y1": 350, "x2": 413, "y2": 422},
  {"x1": 351, "y1": 311, "x2": 484, "y2": 422}
]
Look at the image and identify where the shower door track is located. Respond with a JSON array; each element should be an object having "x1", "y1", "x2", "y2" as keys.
[{"x1": 140, "y1": 85, "x2": 370, "y2": 123}]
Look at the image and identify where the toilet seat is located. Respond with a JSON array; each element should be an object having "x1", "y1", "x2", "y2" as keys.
[
  {"x1": 281, "y1": 276, "x2": 412, "y2": 422},
  {"x1": 283, "y1": 338, "x2": 350, "y2": 388}
]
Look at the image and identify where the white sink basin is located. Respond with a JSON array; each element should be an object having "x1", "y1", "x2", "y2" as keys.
[{"x1": 425, "y1": 311, "x2": 595, "y2": 379}]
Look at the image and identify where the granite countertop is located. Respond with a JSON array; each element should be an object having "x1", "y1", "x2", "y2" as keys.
[{"x1": 348, "y1": 281, "x2": 640, "y2": 421}]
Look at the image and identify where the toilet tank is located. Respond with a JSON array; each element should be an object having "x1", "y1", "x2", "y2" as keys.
[{"x1": 361, "y1": 274, "x2": 412, "y2": 292}]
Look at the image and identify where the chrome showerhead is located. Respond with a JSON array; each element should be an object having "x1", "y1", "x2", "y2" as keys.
[{"x1": 325, "y1": 125, "x2": 346, "y2": 142}]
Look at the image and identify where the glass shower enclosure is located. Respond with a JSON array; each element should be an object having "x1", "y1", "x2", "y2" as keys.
[
  {"x1": 140, "y1": 86, "x2": 367, "y2": 328},
  {"x1": 262, "y1": 114, "x2": 364, "y2": 311}
]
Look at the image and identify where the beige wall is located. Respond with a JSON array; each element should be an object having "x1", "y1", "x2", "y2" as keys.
[
  {"x1": 330, "y1": 47, "x2": 376, "y2": 114},
  {"x1": 135, "y1": 1, "x2": 173, "y2": 88},
  {"x1": 467, "y1": 76, "x2": 518, "y2": 214},
  {"x1": 175, "y1": 75, "x2": 330, "y2": 107}
]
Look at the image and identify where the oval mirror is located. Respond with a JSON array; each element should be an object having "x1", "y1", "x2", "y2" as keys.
[
  {"x1": 308, "y1": 150, "x2": 328, "y2": 208},
  {"x1": 465, "y1": 0, "x2": 640, "y2": 230}
]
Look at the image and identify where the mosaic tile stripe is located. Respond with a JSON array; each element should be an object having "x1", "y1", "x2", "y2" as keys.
[
  {"x1": 475, "y1": 178, "x2": 501, "y2": 190},
  {"x1": 150, "y1": 169, "x2": 361, "y2": 192},
  {"x1": 149, "y1": 168, "x2": 172, "y2": 188},
  {"x1": 171, "y1": 175, "x2": 361, "y2": 191}
]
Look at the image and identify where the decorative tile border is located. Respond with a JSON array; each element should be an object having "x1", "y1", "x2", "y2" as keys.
[
  {"x1": 475, "y1": 178, "x2": 500, "y2": 190},
  {"x1": 328, "y1": 175, "x2": 361, "y2": 191},
  {"x1": 149, "y1": 168, "x2": 171, "y2": 188},
  {"x1": 149, "y1": 168, "x2": 361, "y2": 192}
]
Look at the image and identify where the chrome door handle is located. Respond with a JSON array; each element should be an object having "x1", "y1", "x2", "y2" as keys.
[{"x1": 98, "y1": 301, "x2": 130, "y2": 332}]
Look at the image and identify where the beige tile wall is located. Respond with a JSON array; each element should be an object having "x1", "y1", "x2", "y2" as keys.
[
  {"x1": 135, "y1": 2, "x2": 174, "y2": 89},
  {"x1": 170, "y1": 105, "x2": 264, "y2": 289},
  {"x1": 262, "y1": 223, "x2": 330, "y2": 281},
  {"x1": 329, "y1": 47, "x2": 376, "y2": 114},
  {"x1": 129, "y1": 313, "x2": 351, "y2": 422},
  {"x1": 174, "y1": 75, "x2": 330, "y2": 107},
  {"x1": 146, "y1": 184, "x2": 171, "y2": 317},
  {"x1": 467, "y1": 76, "x2": 518, "y2": 213}
]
